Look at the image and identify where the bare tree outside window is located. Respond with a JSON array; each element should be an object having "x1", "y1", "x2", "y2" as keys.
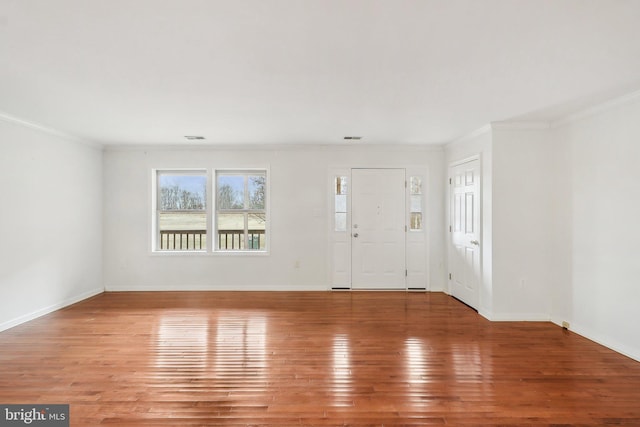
[
  {"x1": 156, "y1": 172, "x2": 207, "y2": 251},
  {"x1": 216, "y1": 171, "x2": 267, "y2": 250}
]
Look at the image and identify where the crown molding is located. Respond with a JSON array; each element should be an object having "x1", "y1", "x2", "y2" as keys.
[
  {"x1": 0, "y1": 111, "x2": 102, "y2": 149},
  {"x1": 551, "y1": 89, "x2": 640, "y2": 128},
  {"x1": 491, "y1": 121, "x2": 550, "y2": 130},
  {"x1": 446, "y1": 124, "x2": 492, "y2": 148},
  {"x1": 103, "y1": 142, "x2": 445, "y2": 153}
]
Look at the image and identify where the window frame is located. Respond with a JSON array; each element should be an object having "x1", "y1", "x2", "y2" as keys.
[
  {"x1": 214, "y1": 169, "x2": 269, "y2": 253},
  {"x1": 152, "y1": 169, "x2": 210, "y2": 253}
]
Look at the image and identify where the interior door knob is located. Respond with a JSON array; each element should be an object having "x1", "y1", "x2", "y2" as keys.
[
  {"x1": 470, "y1": 240, "x2": 480, "y2": 245},
  {"x1": 353, "y1": 233, "x2": 359, "y2": 238}
]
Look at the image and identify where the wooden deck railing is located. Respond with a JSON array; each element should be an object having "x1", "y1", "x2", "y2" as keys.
[
  {"x1": 160, "y1": 230, "x2": 206, "y2": 250},
  {"x1": 217, "y1": 229, "x2": 265, "y2": 250},
  {"x1": 159, "y1": 230, "x2": 265, "y2": 250}
]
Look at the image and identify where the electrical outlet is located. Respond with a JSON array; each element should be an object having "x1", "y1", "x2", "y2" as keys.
[
  {"x1": 294, "y1": 260, "x2": 300, "y2": 269},
  {"x1": 562, "y1": 321, "x2": 570, "y2": 330}
]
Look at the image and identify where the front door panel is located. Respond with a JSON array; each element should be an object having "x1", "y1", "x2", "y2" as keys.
[{"x1": 351, "y1": 169, "x2": 406, "y2": 289}]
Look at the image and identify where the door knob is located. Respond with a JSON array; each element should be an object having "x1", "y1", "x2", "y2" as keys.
[
  {"x1": 470, "y1": 240, "x2": 480, "y2": 245},
  {"x1": 353, "y1": 233, "x2": 359, "y2": 238}
]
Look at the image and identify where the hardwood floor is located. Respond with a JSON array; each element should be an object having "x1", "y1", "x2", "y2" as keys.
[{"x1": 1, "y1": 292, "x2": 639, "y2": 426}]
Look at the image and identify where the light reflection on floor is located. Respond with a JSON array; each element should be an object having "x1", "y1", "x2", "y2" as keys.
[
  {"x1": 332, "y1": 333, "x2": 353, "y2": 406},
  {"x1": 214, "y1": 313, "x2": 267, "y2": 378},
  {"x1": 154, "y1": 315, "x2": 209, "y2": 372}
]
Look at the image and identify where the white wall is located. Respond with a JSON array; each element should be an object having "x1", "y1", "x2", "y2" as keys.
[
  {"x1": 103, "y1": 145, "x2": 445, "y2": 291},
  {"x1": 0, "y1": 118, "x2": 103, "y2": 331},
  {"x1": 552, "y1": 94, "x2": 640, "y2": 361},
  {"x1": 491, "y1": 125, "x2": 559, "y2": 320},
  {"x1": 445, "y1": 127, "x2": 494, "y2": 317},
  {"x1": 548, "y1": 125, "x2": 573, "y2": 328}
]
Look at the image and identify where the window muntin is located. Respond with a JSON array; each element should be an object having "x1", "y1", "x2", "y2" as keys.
[
  {"x1": 216, "y1": 171, "x2": 267, "y2": 251},
  {"x1": 156, "y1": 171, "x2": 207, "y2": 251}
]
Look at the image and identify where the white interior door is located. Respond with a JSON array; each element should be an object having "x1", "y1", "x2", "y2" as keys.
[
  {"x1": 351, "y1": 168, "x2": 406, "y2": 289},
  {"x1": 450, "y1": 160, "x2": 481, "y2": 309}
]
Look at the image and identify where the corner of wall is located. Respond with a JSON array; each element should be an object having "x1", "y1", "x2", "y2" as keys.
[{"x1": 0, "y1": 113, "x2": 105, "y2": 331}]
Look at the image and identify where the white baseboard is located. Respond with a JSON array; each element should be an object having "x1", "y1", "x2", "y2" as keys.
[
  {"x1": 478, "y1": 309, "x2": 492, "y2": 320},
  {"x1": 0, "y1": 287, "x2": 104, "y2": 333},
  {"x1": 106, "y1": 285, "x2": 448, "y2": 292},
  {"x1": 486, "y1": 312, "x2": 551, "y2": 322},
  {"x1": 563, "y1": 322, "x2": 640, "y2": 363},
  {"x1": 105, "y1": 284, "x2": 324, "y2": 292}
]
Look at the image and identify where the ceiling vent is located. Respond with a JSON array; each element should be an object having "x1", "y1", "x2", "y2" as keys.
[
  {"x1": 184, "y1": 135, "x2": 205, "y2": 140},
  {"x1": 343, "y1": 136, "x2": 363, "y2": 141}
]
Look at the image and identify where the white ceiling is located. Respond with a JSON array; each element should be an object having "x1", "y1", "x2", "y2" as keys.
[{"x1": 1, "y1": 0, "x2": 640, "y2": 146}]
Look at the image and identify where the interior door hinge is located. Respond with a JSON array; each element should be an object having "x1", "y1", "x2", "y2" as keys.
[
  {"x1": 406, "y1": 269, "x2": 408, "y2": 277},
  {"x1": 449, "y1": 273, "x2": 452, "y2": 280},
  {"x1": 449, "y1": 225, "x2": 452, "y2": 232},
  {"x1": 449, "y1": 178, "x2": 452, "y2": 184},
  {"x1": 405, "y1": 225, "x2": 407, "y2": 232},
  {"x1": 405, "y1": 180, "x2": 407, "y2": 188}
]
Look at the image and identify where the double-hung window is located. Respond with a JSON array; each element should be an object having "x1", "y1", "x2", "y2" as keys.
[
  {"x1": 155, "y1": 170, "x2": 208, "y2": 251},
  {"x1": 153, "y1": 168, "x2": 268, "y2": 253},
  {"x1": 215, "y1": 170, "x2": 267, "y2": 251}
]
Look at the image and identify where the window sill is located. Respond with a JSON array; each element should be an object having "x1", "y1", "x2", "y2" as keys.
[
  {"x1": 212, "y1": 250, "x2": 269, "y2": 256},
  {"x1": 150, "y1": 250, "x2": 269, "y2": 256}
]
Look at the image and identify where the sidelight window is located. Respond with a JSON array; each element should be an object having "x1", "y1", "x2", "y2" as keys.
[{"x1": 409, "y1": 176, "x2": 423, "y2": 231}]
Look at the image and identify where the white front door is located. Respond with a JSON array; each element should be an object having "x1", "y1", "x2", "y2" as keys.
[
  {"x1": 351, "y1": 168, "x2": 406, "y2": 289},
  {"x1": 450, "y1": 159, "x2": 481, "y2": 309}
]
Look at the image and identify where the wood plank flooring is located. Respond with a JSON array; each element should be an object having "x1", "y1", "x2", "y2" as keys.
[{"x1": 1, "y1": 292, "x2": 639, "y2": 426}]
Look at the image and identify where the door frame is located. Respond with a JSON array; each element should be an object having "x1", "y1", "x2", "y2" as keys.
[
  {"x1": 328, "y1": 165, "x2": 429, "y2": 291},
  {"x1": 447, "y1": 155, "x2": 483, "y2": 306}
]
